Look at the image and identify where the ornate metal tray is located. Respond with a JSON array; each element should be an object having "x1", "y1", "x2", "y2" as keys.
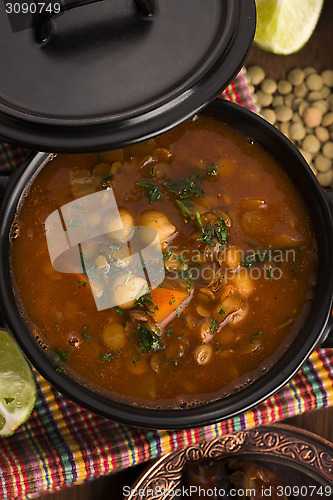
[{"x1": 127, "y1": 424, "x2": 333, "y2": 499}]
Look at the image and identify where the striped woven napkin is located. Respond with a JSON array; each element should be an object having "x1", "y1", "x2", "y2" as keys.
[{"x1": 0, "y1": 68, "x2": 332, "y2": 500}]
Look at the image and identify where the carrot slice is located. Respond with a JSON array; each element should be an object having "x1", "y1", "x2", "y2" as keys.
[{"x1": 148, "y1": 288, "x2": 189, "y2": 324}]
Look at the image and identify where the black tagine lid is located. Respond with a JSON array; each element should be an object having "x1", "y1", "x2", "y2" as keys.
[{"x1": 0, "y1": 0, "x2": 255, "y2": 152}]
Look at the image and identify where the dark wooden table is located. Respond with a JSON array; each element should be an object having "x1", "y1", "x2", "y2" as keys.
[{"x1": 40, "y1": 1, "x2": 333, "y2": 498}]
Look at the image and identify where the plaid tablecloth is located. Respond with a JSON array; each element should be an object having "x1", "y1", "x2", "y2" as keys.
[{"x1": 0, "y1": 68, "x2": 332, "y2": 499}]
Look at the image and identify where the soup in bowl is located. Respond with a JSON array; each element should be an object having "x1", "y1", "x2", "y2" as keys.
[{"x1": 2, "y1": 101, "x2": 332, "y2": 427}]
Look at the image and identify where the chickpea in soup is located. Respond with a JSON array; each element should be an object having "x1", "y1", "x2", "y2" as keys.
[{"x1": 10, "y1": 115, "x2": 317, "y2": 408}]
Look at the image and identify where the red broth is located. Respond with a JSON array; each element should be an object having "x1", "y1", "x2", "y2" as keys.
[{"x1": 10, "y1": 115, "x2": 317, "y2": 408}]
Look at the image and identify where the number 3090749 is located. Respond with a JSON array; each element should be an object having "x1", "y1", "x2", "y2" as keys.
[{"x1": 5, "y1": 3, "x2": 61, "y2": 14}]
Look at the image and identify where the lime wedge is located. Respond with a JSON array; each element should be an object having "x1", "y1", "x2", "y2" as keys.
[
  {"x1": 254, "y1": 0, "x2": 324, "y2": 54},
  {"x1": 0, "y1": 330, "x2": 37, "y2": 437}
]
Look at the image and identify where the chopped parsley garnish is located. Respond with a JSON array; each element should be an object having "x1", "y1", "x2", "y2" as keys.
[
  {"x1": 164, "y1": 174, "x2": 204, "y2": 200},
  {"x1": 250, "y1": 331, "x2": 262, "y2": 343},
  {"x1": 207, "y1": 163, "x2": 218, "y2": 176},
  {"x1": 55, "y1": 322, "x2": 60, "y2": 328},
  {"x1": 181, "y1": 278, "x2": 193, "y2": 293},
  {"x1": 136, "y1": 325, "x2": 164, "y2": 353},
  {"x1": 175, "y1": 199, "x2": 193, "y2": 219},
  {"x1": 195, "y1": 212, "x2": 204, "y2": 230},
  {"x1": 136, "y1": 181, "x2": 163, "y2": 203},
  {"x1": 163, "y1": 174, "x2": 205, "y2": 218},
  {"x1": 198, "y1": 223, "x2": 216, "y2": 246},
  {"x1": 75, "y1": 280, "x2": 87, "y2": 288},
  {"x1": 54, "y1": 349, "x2": 72, "y2": 366},
  {"x1": 215, "y1": 218, "x2": 228, "y2": 245},
  {"x1": 135, "y1": 292, "x2": 154, "y2": 309},
  {"x1": 167, "y1": 328, "x2": 173, "y2": 337},
  {"x1": 196, "y1": 215, "x2": 228, "y2": 247},
  {"x1": 219, "y1": 308, "x2": 226, "y2": 316},
  {"x1": 114, "y1": 306, "x2": 124, "y2": 315},
  {"x1": 4, "y1": 397, "x2": 14, "y2": 404},
  {"x1": 163, "y1": 250, "x2": 173, "y2": 260},
  {"x1": 102, "y1": 353, "x2": 115, "y2": 361},
  {"x1": 243, "y1": 250, "x2": 269, "y2": 269},
  {"x1": 101, "y1": 172, "x2": 113, "y2": 188},
  {"x1": 174, "y1": 253, "x2": 189, "y2": 270},
  {"x1": 210, "y1": 318, "x2": 219, "y2": 334}
]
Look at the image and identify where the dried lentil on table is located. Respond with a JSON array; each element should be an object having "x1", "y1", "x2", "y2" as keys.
[
  {"x1": 247, "y1": 65, "x2": 265, "y2": 85},
  {"x1": 303, "y1": 107, "x2": 323, "y2": 128},
  {"x1": 247, "y1": 65, "x2": 333, "y2": 187}
]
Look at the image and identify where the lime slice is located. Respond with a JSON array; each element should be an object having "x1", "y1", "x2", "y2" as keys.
[
  {"x1": 0, "y1": 330, "x2": 37, "y2": 437},
  {"x1": 254, "y1": 0, "x2": 324, "y2": 54}
]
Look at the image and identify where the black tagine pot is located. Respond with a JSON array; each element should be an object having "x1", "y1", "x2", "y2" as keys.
[{"x1": 0, "y1": 100, "x2": 333, "y2": 430}]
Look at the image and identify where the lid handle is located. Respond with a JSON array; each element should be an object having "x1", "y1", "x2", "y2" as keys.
[{"x1": 33, "y1": 0, "x2": 156, "y2": 44}]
